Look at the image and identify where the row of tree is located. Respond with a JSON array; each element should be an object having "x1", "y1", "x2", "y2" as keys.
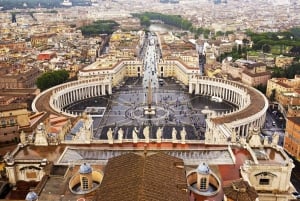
[
  {"x1": 246, "y1": 30, "x2": 300, "y2": 52},
  {"x1": 36, "y1": 70, "x2": 69, "y2": 91},
  {"x1": 79, "y1": 20, "x2": 119, "y2": 36},
  {"x1": 133, "y1": 12, "x2": 214, "y2": 39},
  {"x1": 271, "y1": 64, "x2": 300, "y2": 79},
  {"x1": 133, "y1": 12, "x2": 193, "y2": 31},
  {"x1": 1, "y1": 0, "x2": 61, "y2": 10},
  {"x1": 11, "y1": 10, "x2": 57, "y2": 23}
]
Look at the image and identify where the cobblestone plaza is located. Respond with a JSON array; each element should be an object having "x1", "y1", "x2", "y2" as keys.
[{"x1": 64, "y1": 77, "x2": 236, "y2": 141}]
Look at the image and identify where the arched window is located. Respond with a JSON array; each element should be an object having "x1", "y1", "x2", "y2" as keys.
[
  {"x1": 200, "y1": 177, "x2": 207, "y2": 190},
  {"x1": 82, "y1": 177, "x2": 89, "y2": 190}
]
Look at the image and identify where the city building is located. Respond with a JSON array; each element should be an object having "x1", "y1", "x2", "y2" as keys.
[
  {"x1": 284, "y1": 117, "x2": 300, "y2": 160},
  {"x1": 266, "y1": 75, "x2": 300, "y2": 109},
  {"x1": 0, "y1": 66, "x2": 40, "y2": 89},
  {"x1": 221, "y1": 59, "x2": 272, "y2": 87},
  {"x1": 0, "y1": 103, "x2": 30, "y2": 143},
  {"x1": 275, "y1": 55, "x2": 294, "y2": 68},
  {"x1": 1, "y1": 2, "x2": 300, "y2": 200}
]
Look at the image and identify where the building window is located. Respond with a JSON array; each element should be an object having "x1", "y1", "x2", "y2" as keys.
[
  {"x1": 200, "y1": 177, "x2": 207, "y2": 190},
  {"x1": 10, "y1": 118, "x2": 15, "y2": 125},
  {"x1": 259, "y1": 178, "x2": 269, "y2": 185},
  {"x1": 82, "y1": 177, "x2": 89, "y2": 190}
]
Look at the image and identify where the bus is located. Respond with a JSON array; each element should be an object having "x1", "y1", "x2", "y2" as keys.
[
  {"x1": 210, "y1": 96, "x2": 222, "y2": 102},
  {"x1": 159, "y1": 79, "x2": 164, "y2": 86}
]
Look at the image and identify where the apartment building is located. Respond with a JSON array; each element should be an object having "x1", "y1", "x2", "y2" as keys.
[
  {"x1": 284, "y1": 117, "x2": 300, "y2": 160},
  {"x1": 266, "y1": 75, "x2": 300, "y2": 107},
  {"x1": 0, "y1": 103, "x2": 30, "y2": 142}
]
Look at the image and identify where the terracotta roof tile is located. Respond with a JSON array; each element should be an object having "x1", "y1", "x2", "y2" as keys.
[
  {"x1": 96, "y1": 152, "x2": 188, "y2": 201},
  {"x1": 223, "y1": 179, "x2": 258, "y2": 201}
]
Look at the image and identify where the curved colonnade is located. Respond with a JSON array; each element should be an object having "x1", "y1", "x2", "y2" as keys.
[
  {"x1": 189, "y1": 76, "x2": 268, "y2": 141},
  {"x1": 32, "y1": 77, "x2": 112, "y2": 117},
  {"x1": 33, "y1": 75, "x2": 268, "y2": 143}
]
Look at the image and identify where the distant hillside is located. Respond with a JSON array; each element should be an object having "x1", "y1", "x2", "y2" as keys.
[{"x1": 0, "y1": 0, "x2": 91, "y2": 10}]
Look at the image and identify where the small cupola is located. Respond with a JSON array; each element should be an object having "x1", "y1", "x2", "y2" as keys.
[
  {"x1": 196, "y1": 162, "x2": 210, "y2": 191},
  {"x1": 25, "y1": 191, "x2": 38, "y2": 201},
  {"x1": 79, "y1": 163, "x2": 93, "y2": 191}
]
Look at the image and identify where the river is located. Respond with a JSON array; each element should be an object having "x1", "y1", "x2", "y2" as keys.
[{"x1": 148, "y1": 23, "x2": 180, "y2": 32}]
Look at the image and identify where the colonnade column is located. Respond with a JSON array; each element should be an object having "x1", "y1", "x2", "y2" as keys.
[
  {"x1": 108, "y1": 84, "x2": 112, "y2": 94},
  {"x1": 101, "y1": 85, "x2": 106, "y2": 95},
  {"x1": 189, "y1": 82, "x2": 193, "y2": 94},
  {"x1": 195, "y1": 83, "x2": 200, "y2": 94}
]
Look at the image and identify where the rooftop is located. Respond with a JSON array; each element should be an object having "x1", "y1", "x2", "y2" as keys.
[{"x1": 95, "y1": 152, "x2": 188, "y2": 201}]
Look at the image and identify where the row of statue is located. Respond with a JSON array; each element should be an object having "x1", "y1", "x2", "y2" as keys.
[{"x1": 106, "y1": 126, "x2": 187, "y2": 144}]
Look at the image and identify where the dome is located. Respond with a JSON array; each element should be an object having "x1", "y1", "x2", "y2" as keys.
[
  {"x1": 25, "y1": 191, "x2": 38, "y2": 201},
  {"x1": 79, "y1": 163, "x2": 92, "y2": 174},
  {"x1": 197, "y1": 162, "x2": 210, "y2": 175}
]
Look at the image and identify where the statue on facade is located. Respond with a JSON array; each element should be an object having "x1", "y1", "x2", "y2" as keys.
[
  {"x1": 34, "y1": 123, "x2": 48, "y2": 146},
  {"x1": 248, "y1": 127, "x2": 262, "y2": 147},
  {"x1": 263, "y1": 136, "x2": 269, "y2": 146},
  {"x1": 180, "y1": 127, "x2": 186, "y2": 144},
  {"x1": 156, "y1": 127, "x2": 163, "y2": 143},
  {"x1": 143, "y1": 126, "x2": 150, "y2": 143},
  {"x1": 172, "y1": 127, "x2": 177, "y2": 143},
  {"x1": 107, "y1": 128, "x2": 113, "y2": 144},
  {"x1": 20, "y1": 130, "x2": 26, "y2": 145},
  {"x1": 231, "y1": 129, "x2": 237, "y2": 143},
  {"x1": 132, "y1": 127, "x2": 139, "y2": 143},
  {"x1": 118, "y1": 127, "x2": 124, "y2": 142},
  {"x1": 272, "y1": 132, "x2": 279, "y2": 146}
]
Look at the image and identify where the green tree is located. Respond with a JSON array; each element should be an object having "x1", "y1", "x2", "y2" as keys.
[
  {"x1": 272, "y1": 67, "x2": 285, "y2": 78},
  {"x1": 262, "y1": 44, "x2": 271, "y2": 53},
  {"x1": 79, "y1": 20, "x2": 119, "y2": 36},
  {"x1": 255, "y1": 84, "x2": 267, "y2": 94},
  {"x1": 140, "y1": 16, "x2": 151, "y2": 27},
  {"x1": 36, "y1": 70, "x2": 69, "y2": 91},
  {"x1": 286, "y1": 63, "x2": 300, "y2": 79}
]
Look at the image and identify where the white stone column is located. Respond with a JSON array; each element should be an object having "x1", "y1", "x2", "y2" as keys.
[
  {"x1": 228, "y1": 90, "x2": 231, "y2": 102},
  {"x1": 67, "y1": 93, "x2": 70, "y2": 105},
  {"x1": 242, "y1": 125, "x2": 246, "y2": 137},
  {"x1": 58, "y1": 96, "x2": 61, "y2": 108},
  {"x1": 73, "y1": 90, "x2": 76, "y2": 102},
  {"x1": 245, "y1": 124, "x2": 249, "y2": 136},
  {"x1": 195, "y1": 83, "x2": 200, "y2": 94},
  {"x1": 108, "y1": 84, "x2": 112, "y2": 94},
  {"x1": 234, "y1": 92, "x2": 237, "y2": 104},
  {"x1": 237, "y1": 126, "x2": 241, "y2": 136},
  {"x1": 64, "y1": 94, "x2": 67, "y2": 106},
  {"x1": 78, "y1": 88, "x2": 81, "y2": 100},
  {"x1": 97, "y1": 85, "x2": 101, "y2": 96},
  {"x1": 189, "y1": 83, "x2": 193, "y2": 94},
  {"x1": 88, "y1": 86, "x2": 91, "y2": 98},
  {"x1": 93, "y1": 86, "x2": 96, "y2": 97},
  {"x1": 201, "y1": 84, "x2": 204, "y2": 94},
  {"x1": 74, "y1": 89, "x2": 77, "y2": 101},
  {"x1": 6, "y1": 166, "x2": 17, "y2": 185},
  {"x1": 101, "y1": 84, "x2": 105, "y2": 95}
]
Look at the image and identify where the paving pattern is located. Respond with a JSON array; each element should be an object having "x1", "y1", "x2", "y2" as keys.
[{"x1": 65, "y1": 33, "x2": 236, "y2": 141}]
